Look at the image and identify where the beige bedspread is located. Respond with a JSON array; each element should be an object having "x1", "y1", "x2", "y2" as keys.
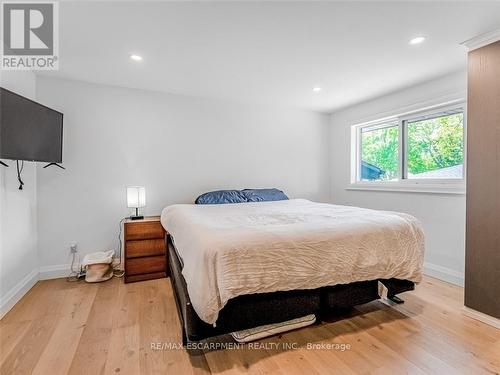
[{"x1": 161, "y1": 199, "x2": 425, "y2": 325}]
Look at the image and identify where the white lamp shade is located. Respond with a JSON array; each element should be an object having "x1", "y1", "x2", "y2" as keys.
[{"x1": 127, "y1": 186, "x2": 146, "y2": 208}]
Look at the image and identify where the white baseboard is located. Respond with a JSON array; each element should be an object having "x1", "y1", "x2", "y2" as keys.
[
  {"x1": 423, "y1": 262, "x2": 464, "y2": 286},
  {"x1": 0, "y1": 264, "x2": 74, "y2": 320},
  {"x1": 39, "y1": 264, "x2": 72, "y2": 280},
  {"x1": 462, "y1": 306, "x2": 500, "y2": 329},
  {"x1": 0, "y1": 268, "x2": 39, "y2": 319},
  {"x1": 0, "y1": 261, "x2": 467, "y2": 320}
]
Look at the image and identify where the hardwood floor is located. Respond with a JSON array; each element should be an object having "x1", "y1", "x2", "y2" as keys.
[{"x1": 1, "y1": 276, "x2": 498, "y2": 375}]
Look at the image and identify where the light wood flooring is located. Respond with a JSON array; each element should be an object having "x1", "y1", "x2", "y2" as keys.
[{"x1": 1, "y1": 275, "x2": 499, "y2": 375}]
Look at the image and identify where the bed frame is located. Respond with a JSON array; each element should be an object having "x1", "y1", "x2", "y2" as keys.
[{"x1": 166, "y1": 235, "x2": 415, "y2": 345}]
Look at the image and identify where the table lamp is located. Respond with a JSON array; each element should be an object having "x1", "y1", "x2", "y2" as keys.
[{"x1": 127, "y1": 186, "x2": 146, "y2": 220}]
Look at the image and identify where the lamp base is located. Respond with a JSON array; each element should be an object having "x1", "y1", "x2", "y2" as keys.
[{"x1": 130, "y1": 215, "x2": 144, "y2": 221}]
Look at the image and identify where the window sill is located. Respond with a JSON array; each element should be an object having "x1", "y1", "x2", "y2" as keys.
[{"x1": 346, "y1": 183, "x2": 465, "y2": 195}]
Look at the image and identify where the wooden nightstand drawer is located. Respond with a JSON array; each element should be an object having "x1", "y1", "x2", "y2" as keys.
[
  {"x1": 123, "y1": 216, "x2": 168, "y2": 283},
  {"x1": 125, "y1": 221, "x2": 164, "y2": 240},
  {"x1": 126, "y1": 255, "x2": 166, "y2": 276},
  {"x1": 125, "y1": 272, "x2": 166, "y2": 283},
  {"x1": 126, "y1": 239, "x2": 165, "y2": 258}
]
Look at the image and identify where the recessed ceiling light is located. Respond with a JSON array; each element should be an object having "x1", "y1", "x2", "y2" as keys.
[
  {"x1": 409, "y1": 36, "x2": 426, "y2": 45},
  {"x1": 312, "y1": 87, "x2": 322, "y2": 93},
  {"x1": 130, "y1": 54, "x2": 143, "y2": 62}
]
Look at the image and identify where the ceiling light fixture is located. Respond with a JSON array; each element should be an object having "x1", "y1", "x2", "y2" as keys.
[
  {"x1": 312, "y1": 87, "x2": 322, "y2": 93},
  {"x1": 130, "y1": 54, "x2": 143, "y2": 62},
  {"x1": 409, "y1": 36, "x2": 426, "y2": 45}
]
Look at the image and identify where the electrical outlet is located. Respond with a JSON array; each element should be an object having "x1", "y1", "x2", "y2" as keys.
[{"x1": 70, "y1": 243, "x2": 78, "y2": 253}]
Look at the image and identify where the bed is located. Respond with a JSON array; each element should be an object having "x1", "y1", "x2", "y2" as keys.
[{"x1": 161, "y1": 194, "x2": 425, "y2": 344}]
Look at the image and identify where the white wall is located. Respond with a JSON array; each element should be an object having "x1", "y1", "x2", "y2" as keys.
[
  {"x1": 329, "y1": 70, "x2": 467, "y2": 285},
  {"x1": 0, "y1": 70, "x2": 39, "y2": 317},
  {"x1": 35, "y1": 77, "x2": 330, "y2": 272}
]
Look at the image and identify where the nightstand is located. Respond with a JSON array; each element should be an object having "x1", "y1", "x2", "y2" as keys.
[{"x1": 124, "y1": 216, "x2": 167, "y2": 283}]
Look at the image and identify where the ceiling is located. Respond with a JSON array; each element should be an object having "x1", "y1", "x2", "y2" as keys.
[{"x1": 39, "y1": 1, "x2": 500, "y2": 112}]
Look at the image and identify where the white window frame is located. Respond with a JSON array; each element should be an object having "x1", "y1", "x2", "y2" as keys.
[{"x1": 349, "y1": 102, "x2": 466, "y2": 194}]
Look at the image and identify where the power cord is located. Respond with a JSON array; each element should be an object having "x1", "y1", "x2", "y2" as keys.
[
  {"x1": 66, "y1": 251, "x2": 81, "y2": 282},
  {"x1": 16, "y1": 160, "x2": 24, "y2": 190},
  {"x1": 117, "y1": 217, "x2": 127, "y2": 267},
  {"x1": 113, "y1": 217, "x2": 129, "y2": 278}
]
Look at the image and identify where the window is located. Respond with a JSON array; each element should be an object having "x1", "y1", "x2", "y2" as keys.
[
  {"x1": 360, "y1": 122, "x2": 399, "y2": 182},
  {"x1": 405, "y1": 110, "x2": 464, "y2": 180},
  {"x1": 353, "y1": 104, "x2": 465, "y2": 186}
]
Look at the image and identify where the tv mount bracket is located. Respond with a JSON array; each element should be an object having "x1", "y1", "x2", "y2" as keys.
[
  {"x1": 43, "y1": 163, "x2": 65, "y2": 169},
  {"x1": 1, "y1": 161, "x2": 65, "y2": 169}
]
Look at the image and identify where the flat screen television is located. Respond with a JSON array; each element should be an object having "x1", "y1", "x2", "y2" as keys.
[{"x1": 0, "y1": 87, "x2": 63, "y2": 163}]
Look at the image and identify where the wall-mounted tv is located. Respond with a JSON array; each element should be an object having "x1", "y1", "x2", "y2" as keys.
[{"x1": 0, "y1": 87, "x2": 63, "y2": 163}]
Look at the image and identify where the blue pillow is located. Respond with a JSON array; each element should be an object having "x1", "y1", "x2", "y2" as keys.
[
  {"x1": 195, "y1": 190, "x2": 247, "y2": 205},
  {"x1": 241, "y1": 188, "x2": 289, "y2": 202}
]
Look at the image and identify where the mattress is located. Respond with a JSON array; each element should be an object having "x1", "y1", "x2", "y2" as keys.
[{"x1": 161, "y1": 199, "x2": 425, "y2": 325}]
